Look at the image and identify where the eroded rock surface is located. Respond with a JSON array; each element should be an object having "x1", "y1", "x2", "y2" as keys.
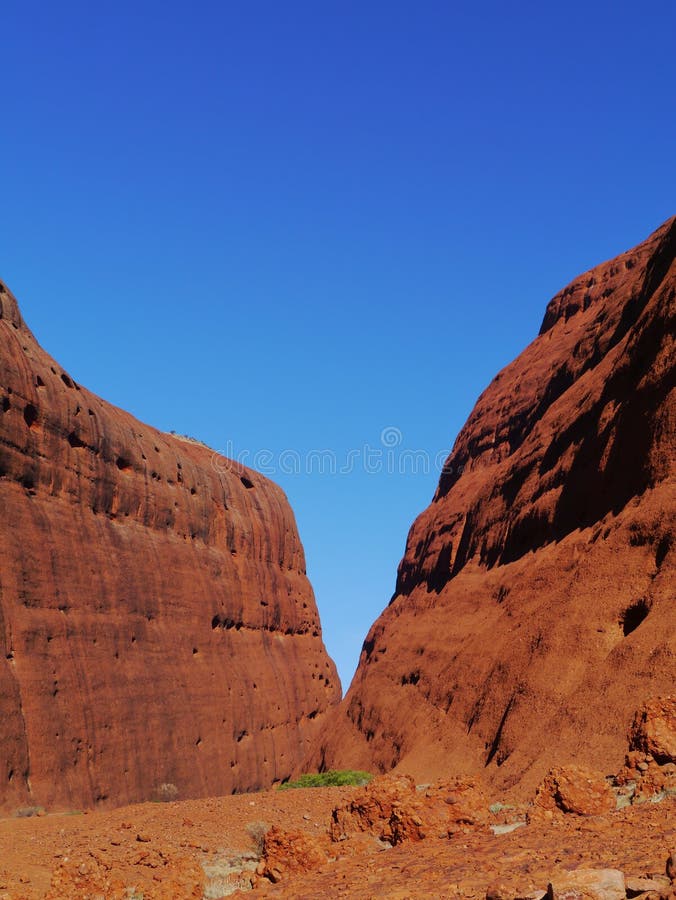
[
  {"x1": 616, "y1": 697, "x2": 676, "y2": 805},
  {"x1": 329, "y1": 772, "x2": 488, "y2": 845},
  {"x1": 0, "y1": 281, "x2": 340, "y2": 812},
  {"x1": 306, "y1": 217, "x2": 676, "y2": 796},
  {"x1": 628, "y1": 698, "x2": 676, "y2": 764},
  {"x1": 531, "y1": 765, "x2": 615, "y2": 819}
]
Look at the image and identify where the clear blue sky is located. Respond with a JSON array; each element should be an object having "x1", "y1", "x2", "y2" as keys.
[{"x1": 2, "y1": 1, "x2": 674, "y2": 691}]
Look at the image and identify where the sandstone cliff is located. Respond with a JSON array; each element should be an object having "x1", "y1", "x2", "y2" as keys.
[
  {"x1": 0, "y1": 282, "x2": 340, "y2": 812},
  {"x1": 307, "y1": 217, "x2": 675, "y2": 796}
]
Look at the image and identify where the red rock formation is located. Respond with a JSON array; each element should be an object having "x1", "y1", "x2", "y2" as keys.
[
  {"x1": 261, "y1": 827, "x2": 330, "y2": 884},
  {"x1": 628, "y1": 696, "x2": 676, "y2": 762},
  {"x1": 328, "y1": 772, "x2": 488, "y2": 845},
  {"x1": 531, "y1": 765, "x2": 615, "y2": 818},
  {"x1": 0, "y1": 281, "x2": 340, "y2": 812},
  {"x1": 307, "y1": 217, "x2": 676, "y2": 796},
  {"x1": 617, "y1": 696, "x2": 676, "y2": 801}
]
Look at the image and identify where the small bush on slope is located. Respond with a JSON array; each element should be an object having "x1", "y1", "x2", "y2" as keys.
[{"x1": 278, "y1": 770, "x2": 372, "y2": 791}]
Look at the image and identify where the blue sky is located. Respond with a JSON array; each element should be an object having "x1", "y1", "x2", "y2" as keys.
[{"x1": 1, "y1": 1, "x2": 674, "y2": 691}]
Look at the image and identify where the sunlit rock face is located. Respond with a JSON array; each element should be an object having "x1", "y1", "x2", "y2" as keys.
[
  {"x1": 0, "y1": 280, "x2": 340, "y2": 811},
  {"x1": 306, "y1": 217, "x2": 675, "y2": 797}
]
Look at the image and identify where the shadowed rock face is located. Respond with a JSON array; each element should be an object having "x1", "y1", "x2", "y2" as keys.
[
  {"x1": 0, "y1": 282, "x2": 340, "y2": 812},
  {"x1": 306, "y1": 217, "x2": 675, "y2": 797}
]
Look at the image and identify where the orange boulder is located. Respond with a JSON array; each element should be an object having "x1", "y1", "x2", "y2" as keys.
[{"x1": 533, "y1": 765, "x2": 615, "y2": 817}]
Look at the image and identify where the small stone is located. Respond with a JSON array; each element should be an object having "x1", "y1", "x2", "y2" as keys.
[
  {"x1": 486, "y1": 883, "x2": 512, "y2": 899},
  {"x1": 136, "y1": 833, "x2": 151, "y2": 843},
  {"x1": 547, "y1": 868, "x2": 625, "y2": 899},
  {"x1": 626, "y1": 876, "x2": 671, "y2": 897},
  {"x1": 491, "y1": 822, "x2": 527, "y2": 835}
]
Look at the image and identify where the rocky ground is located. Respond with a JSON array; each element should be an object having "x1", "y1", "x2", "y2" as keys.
[
  {"x1": 0, "y1": 785, "x2": 354, "y2": 899},
  {"x1": 0, "y1": 720, "x2": 673, "y2": 900}
]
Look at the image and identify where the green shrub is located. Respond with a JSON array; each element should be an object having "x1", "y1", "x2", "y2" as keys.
[{"x1": 278, "y1": 770, "x2": 372, "y2": 791}]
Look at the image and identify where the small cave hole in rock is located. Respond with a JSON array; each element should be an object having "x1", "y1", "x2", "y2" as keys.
[
  {"x1": 67, "y1": 432, "x2": 86, "y2": 449},
  {"x1": 23, "y1": 403, "x2": 38, "y2": 428},
  {"x1": 655, "y1": 535, "x2": 670, "y2": 568},
  {"x1": 61, "y1": 373, "x2": 74, "y2": 389},
  {"x1": 2, "y1": 396, "x2": 10, "y2": 412},
  {"x1": 116, "y1": 456, "x2": 131, "y2": 471},
  {"x1": 620, "y1": 599, "x2": 650, "y2": 637},
  {"x1": 35, "y1": 375, "x2": 45, "y2": 387},
  {"x1": 240, "y1": 475, "x2": 254, "y2": 489}
]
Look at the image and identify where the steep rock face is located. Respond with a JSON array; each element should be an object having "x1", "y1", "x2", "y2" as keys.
[
  {"x1": 0, "y1": 281, "x2": 340, "y2": 812},
  {"x1": 307, "y1": 218, "x2": 675, "y2": 796}
]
